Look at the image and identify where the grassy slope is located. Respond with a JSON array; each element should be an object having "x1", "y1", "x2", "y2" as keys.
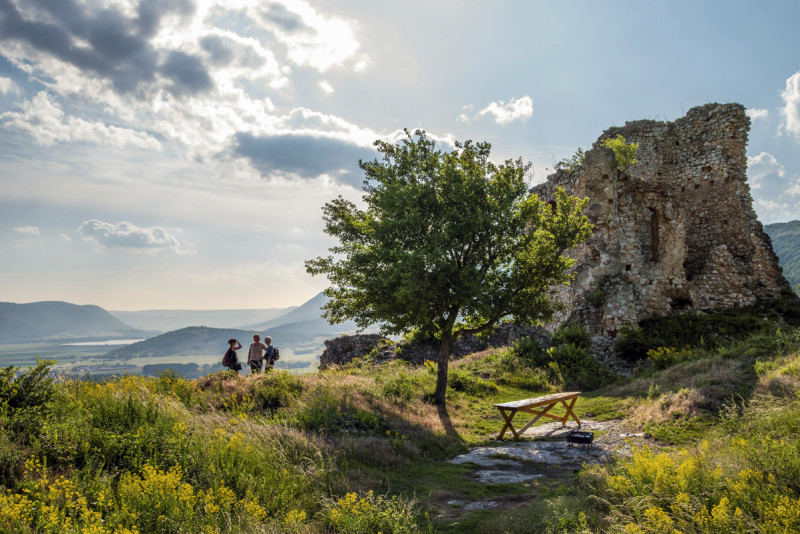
[{"x1": 2, "y1": 325, "x2": 800, "y2": 533}]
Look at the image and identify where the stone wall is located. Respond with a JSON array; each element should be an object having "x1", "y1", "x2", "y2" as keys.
[
  {"x1": 532, "y1": 103, "x2": 794, "y2": 357},
  {"x1": 319, "y1": 324, "x2": 552, "y2": 370}
]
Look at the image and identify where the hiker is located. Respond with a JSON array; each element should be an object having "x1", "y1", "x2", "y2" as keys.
[
  {"x1": 248, "y1": 334, "x2": 267, "y2": 374},
  {"x1": 264, "y1": 336, "x2": 277, "y2": 371},
  {"x1": 224, "y1": 338, "x2": 243, "y2": 374}
]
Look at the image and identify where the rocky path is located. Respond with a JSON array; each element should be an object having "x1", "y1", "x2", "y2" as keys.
[{"x1": 437, "y1": 420, "x2": 651, "y2": 518}]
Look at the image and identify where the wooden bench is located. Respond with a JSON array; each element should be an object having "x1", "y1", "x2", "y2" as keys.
[{"x1": 493, "y1": 391, "x2": 582, "y2": 440}]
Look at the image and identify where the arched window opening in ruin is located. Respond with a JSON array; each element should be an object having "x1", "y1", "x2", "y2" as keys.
[{"x1": 670, "y1": 296, "x2": 693, "y2": 310}]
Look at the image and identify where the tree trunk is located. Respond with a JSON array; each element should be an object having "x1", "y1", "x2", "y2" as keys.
[{"x1": 434, "y1": 335, "x2": 456, "y2": 406}]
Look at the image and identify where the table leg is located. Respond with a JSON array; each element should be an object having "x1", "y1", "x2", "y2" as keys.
[
  {"x1": 560, "y1": 396, "x2": 581, "y2": 426},
  {"x1": 497, "y1": 408, "x2": 518, "y2": 440}
]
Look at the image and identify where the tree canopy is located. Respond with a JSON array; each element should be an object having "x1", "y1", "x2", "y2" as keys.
[{"x1": 306, "y1": 130, "x2": 593, "y2": 405}]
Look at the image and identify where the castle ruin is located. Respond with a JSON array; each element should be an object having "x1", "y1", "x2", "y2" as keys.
[{"x1": 532, "y1": 103, "x2": 794, "y2": 357}]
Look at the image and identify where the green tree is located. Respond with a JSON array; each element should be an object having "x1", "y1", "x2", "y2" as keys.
[
  {"x1": 601, "y1": 134, "x2": 639, "y2": 171},
  {"x1": 554, "y1": 147, "x2": 585, "y2": 173},
  {"x1": 305, "y1": 130, "x2": 592, "y2": 406}
]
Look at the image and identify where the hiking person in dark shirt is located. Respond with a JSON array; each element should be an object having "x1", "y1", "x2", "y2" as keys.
[
  {"x1": 225, "y1": 338, "x2": 243, "y2": 374},
  {"x1": 264, "y1": 336, "x2": 277, "y2": 371}
]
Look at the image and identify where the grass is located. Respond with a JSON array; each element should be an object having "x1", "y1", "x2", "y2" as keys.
[{"x1": 2, "y1": 323, "x2": 800, "y2": 532}]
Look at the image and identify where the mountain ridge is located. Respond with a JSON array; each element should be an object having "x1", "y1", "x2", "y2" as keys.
[
  {"x1": 764, "y1": 220, "x2": 800, "y2": 292},
  {"x1": 0, "y1": 301, "x2": 147, "y2": 343}
]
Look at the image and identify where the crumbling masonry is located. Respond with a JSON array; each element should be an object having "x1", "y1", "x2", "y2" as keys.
[{"x1": 532, "y1": 103, "x2": 794, "y2": 358}]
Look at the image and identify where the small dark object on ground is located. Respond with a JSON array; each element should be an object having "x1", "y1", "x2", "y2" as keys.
[{"x1": 566, "y1": 430, "x2": 594, "y2": 448}]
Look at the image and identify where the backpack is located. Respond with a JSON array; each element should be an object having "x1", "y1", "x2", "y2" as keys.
[
  {"x1": 222, "y1": 348, "x2": 233, "y2": 367},
  {"x1": 272, "y1": 347, "x2": 280, "y2": 361}
]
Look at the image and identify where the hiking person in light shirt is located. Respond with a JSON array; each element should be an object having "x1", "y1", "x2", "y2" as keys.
[{"x1": 248, "y1": 334, "x2": 267, "y2": 374}]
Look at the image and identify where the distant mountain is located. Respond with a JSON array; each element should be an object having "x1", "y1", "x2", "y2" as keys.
[
  {"x1": 110, "y1": 307, "x2": 295, "y2": 333},
  {"x1": 105, "y1": 292, "x2": 370, "y2": 359},
  {"x1": 244, "y1": 292, "x2": 363, "y2": 334},
  {"x1": 0, "y1": 301, "x2": 148, "y2": 344},
  {"x1": 765, "y1": 220, "x2": 800, "y2": 292},
  {"x1": 103, "y1": 325, "x2": 327, "y2": 360},
  {"x1": 104, "y1": 326, "x2": 255, "y2": 359}
]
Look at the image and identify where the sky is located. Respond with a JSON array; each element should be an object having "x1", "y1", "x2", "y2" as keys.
[{"x1": 1, "y1": 0, "x2": 800, "y2": 311}]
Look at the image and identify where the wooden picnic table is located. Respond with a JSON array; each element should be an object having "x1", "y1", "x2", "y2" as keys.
[{"x1": 493, "y1": 391, "x2": 582, "y2": 440}]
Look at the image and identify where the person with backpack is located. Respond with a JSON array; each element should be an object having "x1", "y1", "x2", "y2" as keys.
[
  {"x1": 223, "y1": 338, "x2": 242, "y2": 374},
  {"x1": 248, "y1": 334, "x2": 268, "y2": 374},
  {"x1": 264, "y1": 336, "x2": 279, "y2": 371}
]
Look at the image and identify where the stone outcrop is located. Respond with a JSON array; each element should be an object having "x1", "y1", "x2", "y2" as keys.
[
  {"x1": 319, "y1": 324, "x2": 551, "y2": 370},
  {"x1": 532, "y1": 103, "x2": 795, "y2": 358}
]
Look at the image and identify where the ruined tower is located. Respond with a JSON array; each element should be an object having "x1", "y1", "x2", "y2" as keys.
[{"x1": 532, "y1": 103, "x2": 793, "y2": 357}]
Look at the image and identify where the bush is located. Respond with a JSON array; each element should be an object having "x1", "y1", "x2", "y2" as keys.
[
  {"x1": 601, "y1": 134, "x2": 639, "y2": 171},
  {"x1": 0, "y1": 359, "x2": 55, "y2": 441},
  {"x1": 292, "y1": 386, "x2": 385, "y2": 434},
  {"x1": 250, "y1": 371, "x2": 304, "y2": 411},
  {"x1": 381, "y1": 372, "x2": 418, "y2": 403},
  {"x1": 552, "y1": 324, "x2": 591, "y2": 350},
  {"x1": 616, "y1": 309, "x2": 773, "y2": 361},
  {"x1": 511, "y1": 331, "x2": 613, "y2": 390},
  {"x1": 323, "y1": 490, "x2": 425, "y2": 533},
  {"x1": 447, "y1": 368, "x2": 498, "y2": 396},
  {"x1": 546, "y1": 344, "x2": 613, "y2": 390},
  {"x1": 510, "y1": 337, "x2": 549, "y2": 368}
]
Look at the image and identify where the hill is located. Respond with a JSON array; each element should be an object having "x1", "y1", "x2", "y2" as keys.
[
  {"x1": 765, "y1": 220, "x2": 800, "y2": 291},
  {"x1": 110, "y1": 307, "x2": 294, "y2": 333},
  {"x1": 0, "y1": 301, "x2": 148, "y2": 343},
  {"x1": 3, "y1": 317, "x2": 800, "y2": 532},
  {"x1": 244, "y1": 291, "x2": 363, "y2": 334},
  {"x1": 103, "y1": 325, "x2": 330, "y2": 360}
]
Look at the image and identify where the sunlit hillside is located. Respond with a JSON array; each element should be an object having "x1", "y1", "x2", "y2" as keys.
[{"x1": 3, "y1": 306, "x2": 800, "y2": 533}]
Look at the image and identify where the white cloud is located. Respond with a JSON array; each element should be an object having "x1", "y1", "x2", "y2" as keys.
[
  {"x1": 255, "y1": 0, "x2": 362, "y2": 72},
  {"x1": 780, "y1": 71, "x2": 800, "y2": 138},
  {"x1": 1, "y1": 92, "x2": 161, "y2": 149},
  {"x1": 14, "y1": 226, "x2": 41, "y2": 235},
  {"x1": 0, "y1": 0, "x2": 380, "y2": 186},
  {"x1": 478, "y1": 95, "x2": 534, "y2": 125},
  {"x1": 457, "y1": 104, "x2": 474, "y2": 124},
  {"x1": 60, "y1": 234, "x2": 72, "y2": 242},
  {"x1": 747, "y1": 151, "x2": 800, "y2": 224},
  {"x1": 0, "y1": 77, "x2": 18, "y2": 94},
  {"x1": 748, "y1": 151, "x2": 785, "y2": 188},
  {"x1": 746, "y1": 108, "x2": 768, "y2": 121},
  {"x1": 79, "y1": 220, "x2": 194, "y2": 255}
]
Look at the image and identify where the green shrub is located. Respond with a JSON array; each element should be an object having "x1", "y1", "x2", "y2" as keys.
[
  {"x1": 447, "y1": 368, "x2": 498, "y2": 396},
  {"x1": 323, "y1": 490, "x2": 425, "y2": 533},
  {"x1": 250, "y1": 371, "x2": 304, "y2": 412},
  {"x1": 0, "y1": 359, "x2": 56, "y2": 441},
  {"x1": 554, "y1": 147, "x2": 585, "y2": 173},
  {"x1": 601, "y1": 134, "x2": 639, "y2": 171},
  {"x1": 292, "y1": 386, "x2": 385, "y2": 434},
  {"x1": 381, "y1": 372, "x2": 418, "y2": 403},
  {"x1": 510, "y1": 337, "x2": 549, "y2": 368},
  {"x1": 552, "y1": 324, "x2": 591, "y2": 350},
  {"x1": 616, "y1": 309, "x2": 773, "y2": 361},
  {"x1": 546, "y1": 344, "x2": 613, "y2": 390},
  {"x1": 510, "y1": 332, "x2": 613, "y2": 390},
  {"x1": 39, "y1": 380, "x2": 190, "y2": 474},
  {"x1": 646, "y1": 346, "x2": 698, "y2": 370}
]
